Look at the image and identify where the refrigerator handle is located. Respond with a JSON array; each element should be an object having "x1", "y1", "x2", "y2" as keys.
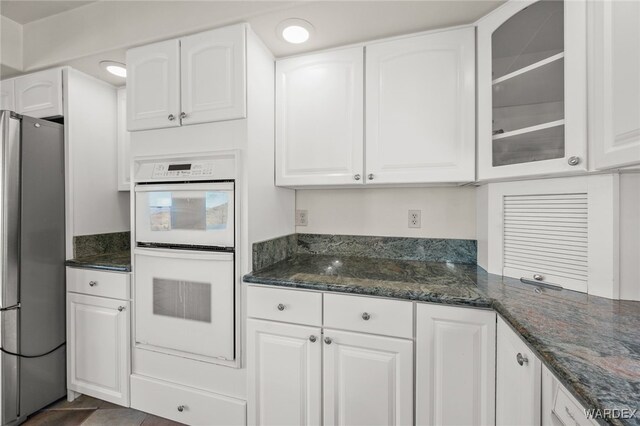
[{"x1": 0, "y1": 111, "x2": 21, "y2": 309}]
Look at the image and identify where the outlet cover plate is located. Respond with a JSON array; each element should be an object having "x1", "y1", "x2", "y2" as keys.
[
  {"x1": 296, "y1": 209, "x2": 308, "y2": 226},
  {"x1": 408, "y1": 210, "x2": 421, "y2": 228}
]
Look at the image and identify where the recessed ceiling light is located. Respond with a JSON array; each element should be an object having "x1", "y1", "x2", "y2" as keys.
[
  {"x1": 277, "y1": 19, "x2": 314, "y2": 44},
  {"x1": 100, "y1": 60, "x2": 127, "y2": 78}
]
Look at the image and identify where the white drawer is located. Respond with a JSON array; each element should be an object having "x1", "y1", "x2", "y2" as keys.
[
  {"x1": 553, "y1": 385, "x2": 597, "y2": 426},
  {"x1": 66, "y1": 267, "x2": 130, "y2": 300},
  {"x1": 247, "y1": 285, "x2": 322, "y2": 326},
  {"x1": 131, "y1": 375, "x2": 246, "y2": 426},
  {"x1": 324, "y1": 293, "x2": 413, "y2": 338}
]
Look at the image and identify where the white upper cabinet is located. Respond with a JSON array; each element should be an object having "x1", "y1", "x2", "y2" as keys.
[
  {"x1": 126, "y1": 39, "x2": 181, "y2": 131},
  {"x1": 127, "y1": 24, "x2": 246, "y2": 131},
  {"x1": 14, "y1": 68, "x2": 63, "y2": 118},
  {"x1": 117, "y1": 87, "x2": 131, "y2": 191},
  {"x1": 0, "y1": 79, "x2": 15, "y2": 111},
  {"x1": 416, "y1": 304, "x2": 496, "y2": 426},
  {"x1": 275, "y1": 28, "x2": 476, "y2": 187},
  {"x1": 477, "y1": 0, "x2": 587, "y2": 180},
  {"x1": 180, "y1": 26, "x2": 246, "y2": 125},
  {"x1": 366, "y1": 27, "x2": 476, "y2": 184},
  {"x1": 276, "y1": 47, "x2": 364, "y2": 186},
  {"x1": 496, "y1": 317, "x2": 541, "y2": 426},
  {"x1": 589, "y1": 0, "x2": 640, "y2": 170}
]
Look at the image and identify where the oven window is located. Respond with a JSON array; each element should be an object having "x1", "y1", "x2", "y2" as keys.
[
  {"x1": 153, "y1": 278, "x2": 212, "y2": 323},
  {"x1": 147, "y1": 191, "x2": 230, "y2": 232},
  {"x1": 206, "y1": 192, "x2": 229, "y2": 230},
  {"x1": 149, "y1": 192, "x2": 172, "y2": 231}
]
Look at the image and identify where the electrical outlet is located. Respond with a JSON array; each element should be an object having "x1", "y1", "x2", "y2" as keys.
[
  {"x1": 296, "y1": 209, "x2": 308, "y2": 226},
  {"x1": 408, "y1": 210, "x2": 421, "y2": 228}
]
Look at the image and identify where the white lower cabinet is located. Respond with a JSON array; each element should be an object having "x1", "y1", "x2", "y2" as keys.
[
  {"x1": 416, "y1": 303, "x2": 496, "y2": 426},
  {"x1": 131, "y1": 375, "x2": 246, "y2": 426},
  {"x1": 67, "y1": 292, "x2": 130, "y2": 406},
  {"x1": 322, "y1": 329, "x2": 413, "y2": 426},
  {"x1": 247, "y1": 319, "x2": 322, "y2": 426},
  {"x1": 542, "y1": 366, "x2": 598, "y2": 426},
  {"x1": 496, "y1": 316, "x2": 542, "y2": 426},
  {"x1": 246, "y1": 286, "x2": 414, "y2": 426}
]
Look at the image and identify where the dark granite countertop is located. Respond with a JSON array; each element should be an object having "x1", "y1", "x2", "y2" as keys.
[
  {"x1": 65, "y1": 250, "x2": 131, "y2": 272},
  {"x1": 244, "y1": 254, "x2": 640, "y2": 425}
]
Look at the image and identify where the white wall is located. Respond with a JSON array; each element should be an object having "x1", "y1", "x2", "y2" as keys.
[
  {"x1": 295, "y1": 187, "x2": 476, "y2": 239},
  {"x1": 0, "y1": 16, "x2": 23, "y2": 74},
  {"x1": 67, "y1": 69, "x2": 130, "y2": 239},
  {"x1": 619, "y1": 173, "x2": 640, "y2": 301}
]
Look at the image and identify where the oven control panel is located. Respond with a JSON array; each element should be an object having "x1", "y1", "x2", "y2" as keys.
[{"x1": 151, "y1": 162, "x2": 215, "y2": 179}]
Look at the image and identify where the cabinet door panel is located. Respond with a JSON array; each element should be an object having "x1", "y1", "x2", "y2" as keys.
[
  {"x1": 126, "y1": 39, "x2": 180, "y2": 131},
  {"x1": 477, "y1": 0, "x2": 587, "y2": 180},
  {"x1": 590, "y1": 0, "x2": 640, "y2": 169},
  {"x1": 323, "y1": 329, "x2": 413, "y2": 426},
  {"x1": 247, "y1": 319, "x2": 321, "y2": 426},
  {"x1": 0, "y1": 79, "x2": 15, "y2": 111},
  {"x1": 416, "y1": 304, "x2": 496, "y2": 426},
  {"x1": 276, "y1": 47, "x2": 364, "y2": 186},
  {"x1": 496, "y1": 317, "x2": 541, "y2": 426},
  {"x1": 15, "y1": 69, "x2": 63, "y2": 118},
  {"x1": 366, "y1": 28, "x2": 475, "y2": 183},
  {"x1": 67, "y1": 293, "x2": 130, "y2": 406},
  {"x1": 180, "y1": 24, "x2": 246, "y2": 125}
]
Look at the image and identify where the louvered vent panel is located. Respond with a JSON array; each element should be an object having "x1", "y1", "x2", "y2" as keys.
[{"x1": 503, "y1": 193, "x2": 588, "y2": 292}]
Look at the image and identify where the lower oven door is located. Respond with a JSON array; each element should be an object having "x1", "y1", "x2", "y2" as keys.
[{"x1": 134, "y1": 248, "x2": 235, "y2": 361}]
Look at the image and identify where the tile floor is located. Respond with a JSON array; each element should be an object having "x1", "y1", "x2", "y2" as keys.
[{"x1": 23, "y1": 395, "x2": 184, "y2": 426}]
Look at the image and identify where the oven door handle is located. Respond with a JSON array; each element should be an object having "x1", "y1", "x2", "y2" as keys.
[
  {"x1": 134, "y1": 182, "x2": 234, "y2": 192},
  {"x1": 134, "y1": 247, "x2": 234, "y2": 261}
]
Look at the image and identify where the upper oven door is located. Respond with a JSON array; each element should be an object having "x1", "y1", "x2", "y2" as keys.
[{"x1": 135, "y1": 182, "x2": 234, "y2": 248}]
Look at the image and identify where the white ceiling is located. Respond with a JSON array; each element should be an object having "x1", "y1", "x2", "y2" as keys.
[
  {"x1": 1, "y1": 1, "x2": 504, "y2": 86},
  {"x1": 0, "y1": 0, "x2": 96, "y2": 24}
]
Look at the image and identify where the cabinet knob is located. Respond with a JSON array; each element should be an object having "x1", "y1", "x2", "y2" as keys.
[
  {"x1": 324, "y1": 337, "x2": 332, "y2": 345},
  {"x1": 277, "y1": 303, "x2": 285, "y2": 311},
  {"x1": 567, "y1": 156, "x2": 580, "y2": 166},
  {"x1": 309, "y1": 335, "x2": 317, "y2": 343},
  {"x1": 89, "y1": 281, "x2": 97, "y2": 287},
  {"x1": 180, "y1": 112, "x2": 187, "y2": 119},
  {"x1": 177, "y1": 405, "x2": 185, "y2": 412},
  {"x1": 354, "y1": 174, "x2": 361, "y2": 181},
  {"x1": 367, "y1": 174, "x2": 374, "y2": 181},
  {"x1": 168, "y1": 114, "x2": 176, "y2": 121},
  {"x1": 118, "y1": 306, "x2": 126, "y2": 312},
  {"x1": 516, "y1": 352, "x2": 528, "y2": 366},
  {"x1": 361, "y1": 312, "x2": 371, "y2": 321}
]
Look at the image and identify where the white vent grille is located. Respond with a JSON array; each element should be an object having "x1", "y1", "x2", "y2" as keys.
[{"x1": 503, "y1": 193, "x2": 588, "y2": 292}]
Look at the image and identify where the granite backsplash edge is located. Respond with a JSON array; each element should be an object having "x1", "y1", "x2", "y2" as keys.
[
  {"x1": 252, "y1": 233, "x2": 477, "y2": 272},
  {"x1": 73, "y1": 231, "x2": 131, "y2": 258}
]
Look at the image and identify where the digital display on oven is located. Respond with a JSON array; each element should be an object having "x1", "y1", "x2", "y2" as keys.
[{"x1": 168, "y1": 164, "x2": 191, "y2": 171}]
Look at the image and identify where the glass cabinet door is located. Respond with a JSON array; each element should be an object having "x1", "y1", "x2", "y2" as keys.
[
  {"x1": 492, "y1": 0, "x2": 565, "y2": 167},
  {"x1": 477, "y1": 0, "x2": 587, "y2": 180}
]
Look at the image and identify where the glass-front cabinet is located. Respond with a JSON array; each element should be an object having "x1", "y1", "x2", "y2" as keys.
[{"x1": 477, "y1": 0, "x2": 587, "y2": 180}]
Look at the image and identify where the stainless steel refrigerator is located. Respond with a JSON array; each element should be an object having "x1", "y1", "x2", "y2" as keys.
[{"x1": 0, "y1": 111, "x2": 66, "y2": 425}]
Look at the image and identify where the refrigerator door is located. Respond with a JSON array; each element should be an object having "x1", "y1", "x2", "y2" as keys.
[
  {"x1": 0, "y1": 110, "x2": 21, "y2": 424},
  {"x1": 18, "y1": 115, "x2": 66, "y2": 416}
]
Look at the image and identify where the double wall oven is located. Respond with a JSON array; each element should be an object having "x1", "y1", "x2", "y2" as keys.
[{"x1": 133, "y1": 152, "x2": 239, "y2": 364}]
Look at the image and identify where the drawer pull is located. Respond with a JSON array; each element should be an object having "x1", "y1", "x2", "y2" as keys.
[
  {"x1": 309, "y1": 335, "x2": 317, "y2": 343},
  {"x1": 89, "y1": 281, "x2": 97, "y2": 287},
  {"x1": 361, "y1": 312, "x2": 371, "y2": 321},
  {"x1": 277, "y1": 303, "x2": 285, "y2": 311},
  {"x1": 177, "y1": 405, "x2": 186, "y2": 412},
  {"x1": 565, "y1": 406, "x2": 576, "y2": 421},
  {"x1": 118, "y1": 306, "x2": 126, "y2": 312},
  {"x1": 516, "y1": 353, "x2": 528, "y2": 366},
  {"x1": 324, "y1": 337, "x2": 332, "y2": 345}
]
